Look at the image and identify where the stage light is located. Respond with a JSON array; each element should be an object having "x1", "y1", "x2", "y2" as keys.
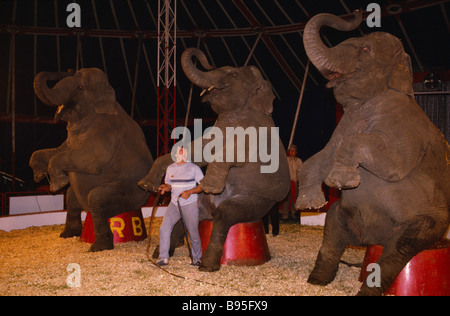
[{"x1": 424, "y1": 72, "x2": 442, "y2": 90}]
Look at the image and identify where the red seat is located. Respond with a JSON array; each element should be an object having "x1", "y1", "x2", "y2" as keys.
[{"x1": 199, "y1": 220, "x2": 271, "y2": 266}]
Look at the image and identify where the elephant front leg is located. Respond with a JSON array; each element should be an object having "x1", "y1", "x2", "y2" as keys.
[
  {"x1": 47, "y1": 149, "x2": 104, "y2": 192},
  {"x1": 325, "y1": 136, "x2": 364, "y2": 189},
  {"x1": 325, "y1": 135, "x2": 374, "y2": 189},
  {"x1": 138, "y1": 154, "x2": 173, "y2": 192},
  {"x1": 47, "y1": 158, "x2": 70, "y2": 192},
  {"x1": 29, "y1": 148, "x2": 59, "y2": 183},
  {"x1": 325, "y1": 163, "x2": 361, "y2": 189},
  {"x1": 296, "y1": 184, "x2": 327, "y2": 210},
  {"x1": 294, "y1": 147, "x2": 334, "y2": 210},
  {"x1": 325, "y1": 133, "x2": 418, "y2": 189},
  {"x1": 60, "y1": 187, "x2": 83, "y2": 238},
  {"x1": 200, "y1": 162, "x2": 232, "y2": 194}
]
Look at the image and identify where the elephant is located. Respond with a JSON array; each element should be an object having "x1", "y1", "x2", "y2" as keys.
[
  {"x1": 138, "y1": 48, "x2": 290, "y2": 272},
  {"x1": 29, "y1": 68, "x2": 153, "y2": 252},
  {"x1": 297, "y1": 12, "x2": 450, "y2": 295}
]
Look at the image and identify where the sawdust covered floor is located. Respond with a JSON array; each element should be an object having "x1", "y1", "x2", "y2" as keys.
[{"x1": 0, "y1": 218, "x2": 365, "y2": 296}]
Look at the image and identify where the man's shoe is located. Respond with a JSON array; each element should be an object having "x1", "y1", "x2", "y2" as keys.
[
  {"x1": 156, "y1": 258, "x2": 168, "y2": 266},
  {"x1": 190, "y1": 259, "x2": 201, "y2": 267}
]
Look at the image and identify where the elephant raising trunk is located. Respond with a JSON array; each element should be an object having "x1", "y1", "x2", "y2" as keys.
[
  {"x1": 298, "y1": 12, "x2": 450, "y2": 296},
  {"x1": 33, "y1": 71, "x2": 74, "y2": 107},
  {"x1": 139, "y1": 48, "x2": 290, "y2": 272},
  {"x1": 181, "y1": 48, "x2": 216, "y2": 89},
  {"x1": 303, "y1": 11, "x2": 362, "y2": 80},
  {"x1": 30, "y1": 67, "x2": 153, "y2": 252}
]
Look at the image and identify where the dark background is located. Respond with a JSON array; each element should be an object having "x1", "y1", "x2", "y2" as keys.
[{"x1": 0, "y1": 0, "x2": 449, "y2": 191}]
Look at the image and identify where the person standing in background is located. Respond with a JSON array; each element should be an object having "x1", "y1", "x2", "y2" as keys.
[{"x1": 282, "y1": 145, "x2": 303, "y2": 221}]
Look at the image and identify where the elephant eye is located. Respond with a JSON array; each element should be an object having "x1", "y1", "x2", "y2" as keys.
[
  {"x1": 363, "y1": 46, "x2": 371, "y2": 53},
  {"x1": 232, "y1": 73, "x2": 237, "y2": 78},
  {"x1": 78, "y1": 85, "x2": 84, "y2": 90}
]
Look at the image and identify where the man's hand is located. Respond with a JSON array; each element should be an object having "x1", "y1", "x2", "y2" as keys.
[
  {"x1": 158, "y1": 183, "x2": 171, "y2": 194},
  {"x1": 179, "y1": 184, "x2": 203, "y2": 200},
  {"x1": 179, "y1": 191, "x2": 191, "y2": 200}
]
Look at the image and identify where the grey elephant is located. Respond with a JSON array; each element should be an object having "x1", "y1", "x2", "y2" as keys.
[
  {"x1": 138, "y1": 48, "x2": 290, "y2": 272},
  {"x1": 297, "y1": 12, "x2": 450, "y2": 295},
  {"x1": 30, "y1": 68, "x2": 153, "y2": 252}
]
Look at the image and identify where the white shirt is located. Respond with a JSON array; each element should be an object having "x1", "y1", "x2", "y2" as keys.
[
  {"x1": 287, "y1": 156, "x2": 303, "y2": 182},
  {"x1": 165, "y1": 162, "x2": 204, "y2": 206}
]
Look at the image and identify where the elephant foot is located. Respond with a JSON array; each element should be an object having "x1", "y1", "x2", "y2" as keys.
[
  {"x1": 33, "y1": 170, "x2": 47, "y2": 183},
  {"x1": 198, "y1": 260, "x2": 221, "y2": 272},
  {"x1": 60, "y1": 227, "x2": 82, "y2": 238},
  {"x1": 307, "y1": 253, "x2": 340, "y2": 286},
  {"x1": 325, "y1": 165, "x2": 360, "y2": 189},
  {"x1": 307, "y1": 274, "x2": 332, "y2": 286},
  {"x1": 88, "y1": 239, "x2": 114, "y2": 252},
  {"x1": 295, "y1": 184, "x2": 326, "y2": 210},
  {"x1": 198, "y1": 241, "x2": 224, "y2": 272},
  {"x1": 137, "y1": 178, "x2": 158, "y2": 193},
  {"x1": 307, "y1": 267, "x2": 338, "y2": 286},
  {"x1": 200, "y1": 176, "x2": 226, "y2": 194},
  {"x1": 138, "y1": 157, "x2": 170, "y2": 192},
  {"x1": 49, "y1": 174, "x2": 69, "y2": 192}
]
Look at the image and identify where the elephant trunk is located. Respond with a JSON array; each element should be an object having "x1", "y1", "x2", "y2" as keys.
[
  {"x1": 181, "y1": 48, "x2": 220, "y2": 89},
  {"x1": 303, "y1": 12, "x2": 362, "y2": 79},
  {"x1": 33, "y1": 71, "x2": 74, "y2": 106}
]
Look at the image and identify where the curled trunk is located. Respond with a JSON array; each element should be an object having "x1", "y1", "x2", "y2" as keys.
[
  {"x1": 181, "y1": 48, "x2": 220, "y2": 89},
  {"x1": 33, "y1": 72, "x2": 73, "y2": 106},
  {"x1": 303, "y1": 12, "x2": 362, "y2": 79}
]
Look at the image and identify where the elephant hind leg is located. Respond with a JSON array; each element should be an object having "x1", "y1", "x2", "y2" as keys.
[
  {"x1": 199, "y1": 195, "x2": 273, "y2": 272},
  {"x1": 60, "y1": 186, "x2": 83, "y2": 238},
  {"x1": 89, "y1": 211, "x2": 114, "y2": 252},
  {"x1": 358, "y1": 214, "x2": 447, "y2": 296},
  {"x1": 86, "y1": 184, "x2": 143, "y2": 252},
  {"x1": 308, "y1": 202, "x2": 357, "y2": 286}
]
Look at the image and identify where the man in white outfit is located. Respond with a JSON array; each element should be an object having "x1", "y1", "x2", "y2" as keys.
[
  {"x1": 282, "y1": 145, "x2": 303, "y2": 220},
  {"x1": 157, "y1": 147, "x2": 204, "y2": 266}
]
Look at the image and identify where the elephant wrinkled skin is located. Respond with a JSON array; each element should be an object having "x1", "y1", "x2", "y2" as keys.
[
  {"x1": 299, "y1": 12, "x2": 450, "y2": 295},
  {"x1": 139, "y1": 48, "x2": 290, "y2": 272},
  {"x1": 30, "y1": 68, "x2": 153, "y2": 252}
]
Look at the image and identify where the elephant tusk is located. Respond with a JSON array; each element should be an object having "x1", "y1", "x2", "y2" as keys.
[
  {"x1": 200, "y1": 85, "x2": 215, "y2": 97},
  {"x1": 56, "y1": 104, "x2": 64, "y2": 114},
  {"x1": 328, "y1": 72, "x2": 342, "y2": 81}
]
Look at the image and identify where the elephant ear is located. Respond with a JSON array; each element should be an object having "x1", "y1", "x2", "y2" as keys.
[
  {"x1": 247, "y1": 66, "x2": 275, "y2": 115},
  {"x1": 94, "y1": 85, "x2": 119, "y2": 115},
  {"x1": 79, "y1": 68, "x2": 119, "y2": 115},
  {"x1": 387, "y1": 53, "x2": 414, "y2": 98}
]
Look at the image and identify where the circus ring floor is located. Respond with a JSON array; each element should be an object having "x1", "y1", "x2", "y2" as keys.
[{"x1": 0, "y1": 210, "x2": 448, "y2": 296}]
